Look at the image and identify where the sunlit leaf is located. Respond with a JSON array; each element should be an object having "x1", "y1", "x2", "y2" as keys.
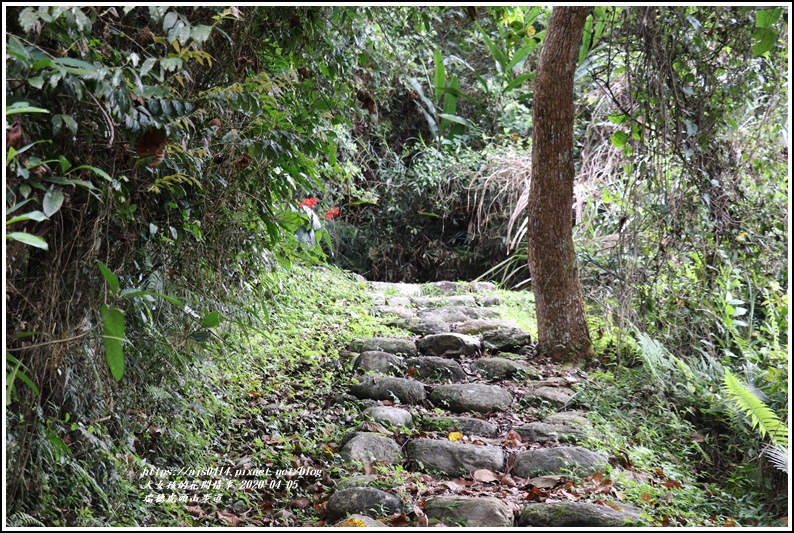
[
  {"x1": 6, "y1": 211, "x2": 48, "y2": 225},
  {"x1": 101, "y1": 304, "x2": 126, "y2": 381},
  {"x1": 6, "y1": 232, "x2": 48, "y2": 250},
  {"x1": 201, "y1": 311, "x2": 222, "y2": 328},
  {"x1": 43, "y1": 187, "x2": 64, "y2": 217},
  {"x1": 751, "y1": 27, "x2": 777, "y2": 57},
  {"x1": 611, "y1": 131, "x2": 628, "y2": 148},
  {"x1": 96, "y1": 260, "x2": 120, "y2": 293}
]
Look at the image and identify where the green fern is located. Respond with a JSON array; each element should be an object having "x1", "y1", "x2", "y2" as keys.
[
  {"x1": 762, "y1": 444, "x2": 789, "y2": 474},
  {"x1": 722, "y1": 367, "x2": 788, "y2": 449},
  {"x1": 7, "y1": 512, "x2": 45, "y2": 527},
  {"x1": 632, "y1": 327, "x2": 696, "y2": 388}
]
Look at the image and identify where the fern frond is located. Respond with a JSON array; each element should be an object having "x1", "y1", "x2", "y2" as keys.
[
  {"x1": 145, "y1": 384, "x2": 174, "y2": 401},
  {"x1": 722, "y1": 368, "x2": 788, "y2": 449},
  {"x1": 7, "y1": 512, "x2": 45, "y2": 527},
  {"x1": 763, "y1": 444, "x2": 789, "y2": 474},
  {"x1": 632, "y1": 328, "x2": 695, "y2": 386}
]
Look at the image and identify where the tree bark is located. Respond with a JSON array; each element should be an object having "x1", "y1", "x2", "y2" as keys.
[{"x1": 527, "y1": 6, "x2": 594, "y2": 362}]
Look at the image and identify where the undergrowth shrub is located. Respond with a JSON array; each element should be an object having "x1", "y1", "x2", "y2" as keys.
[{"x1": 326, "y1": 138, "x2": 531, "y2": 283}]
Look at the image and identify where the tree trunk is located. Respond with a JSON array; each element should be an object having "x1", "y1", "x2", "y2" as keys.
[{"x1": 527, "y1": 6, "x2": 594, "y2": 362}]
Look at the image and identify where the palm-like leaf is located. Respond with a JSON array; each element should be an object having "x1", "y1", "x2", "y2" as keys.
[
  {"x1": 763, "y1": 444, "x2": 789, "y2": 474},
  {"x1": 722, "y1": 368, "x2": 788, "y2": 449}
]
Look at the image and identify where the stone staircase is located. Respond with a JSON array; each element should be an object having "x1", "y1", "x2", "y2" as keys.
[{"x1": 327, "y1": 281, "x2": 644, "y2": 527}]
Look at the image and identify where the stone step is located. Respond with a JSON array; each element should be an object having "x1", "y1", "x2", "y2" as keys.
[
  {"x1": 417, "y1": 306, "x2": 500, "y2": 323},
  {"x1": 430, "y1": 383, "x2": 512, "y2": 414},
  {"x1": 425, "y1": 496, "x2": 513, "y2": 527},
  {"x1": 471, "y1": 357, "x2": 536, "y2": 380},
  {"x1": 405, "y1": 438, "x2": 504, "y2": 476},
  {"x1": 421, "y1": 416, "x2": 500, "y2": 438},
  {"x1": 349, "y1": 337, "x2": 417, "y2": 356},
  {"x1": 327, "y1": 487, "x2": 404, "y2": 521},
  {"x1": 369, "y1": 281, "x2": 423, "y2": 296},
  {"x1": 339, "y1": 433, "x2": 402, "y2": 467},
  {"x1": 403, "y1": 356, "x2": 467, "y2": 382},
  {"x1": 518, "y1": 501, "x2": 643, "y2": 527},
  {"x1": 416, "y1": 332, "x2": 481, "y2": 358},
  {"x1": 512, "y1": 446, "x2": 608, "y2": 478},
  {"x1": 350, "y1": 375, "x2": 426, "y2": 404}
]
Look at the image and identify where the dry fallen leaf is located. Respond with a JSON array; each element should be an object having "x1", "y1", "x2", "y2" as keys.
[
  {"x1": 500, "y1": 474, "x2": 517, "y2": 487},
  {"x1": 216, "y1": 510, "x2": 240, "y2": 526},
  {"x1": 413, "y1": 505, "x2": 429, "y2": 527},
  {"x1": 287, "y1": 498, "x2": 311, "y2": 510},
  {"x1": 528, "y1": 475, "x2": 562, "y2": 489},
  {"x1": 598, "y1": 500, "x2": 623, "y2": 511},
  {"x1": 472, "y1": 469, "x2": 498, "y2": 483},
  {"x1": 438, "y1": 480, "x2": 463, "y2": 493},
  {"x1": 388, "y1": 512, "x2": 412, "y2": 527},
  {"x1": 503, "y1": 429, "x2": 523, "y2": 447},
  {"x1": 359, "y1": 421, "x2": 389, "y2": 433},
  {"x1": 186, "y1": 505, "x2": 205, "y2": 518}
]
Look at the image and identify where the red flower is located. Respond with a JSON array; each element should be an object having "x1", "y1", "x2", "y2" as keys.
[
  {"x1": 325, "y1": 207, "x2": 340, "y2": 220},
  {"x1": 297, "y1": 197, "x2": 318, "y2": 209}
]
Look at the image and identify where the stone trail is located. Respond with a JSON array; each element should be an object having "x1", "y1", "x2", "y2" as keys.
[{"x1": 328, "y1": 280, "x2": 643, "y2": 527}]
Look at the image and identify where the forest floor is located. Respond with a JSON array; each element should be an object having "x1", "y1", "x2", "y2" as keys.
[{"x1": 129, "y1": 266, "x2": 781, "y2": 528}]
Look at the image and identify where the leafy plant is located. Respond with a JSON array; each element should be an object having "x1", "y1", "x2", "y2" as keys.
[{"x1": 722, "y1": 368, "x2": 789, "y2": 472}]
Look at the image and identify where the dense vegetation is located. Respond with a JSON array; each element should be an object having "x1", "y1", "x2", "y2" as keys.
[{"x1": 5, "y1": 5, "x2": 788, "y2": 526}]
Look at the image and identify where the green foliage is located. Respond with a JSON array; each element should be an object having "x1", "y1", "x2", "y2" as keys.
[
  {"x1": 6, "y1": 352, "x2": 40, "y2": 404},
  {"x1": 4, "y1": 4, "x2": 788, "y2": 526},
  {"x1": 722, "y1": 368, "x2": 788, "y2": 454}
]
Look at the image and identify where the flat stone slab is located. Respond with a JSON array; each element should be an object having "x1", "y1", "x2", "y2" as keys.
[
  {"x1": 425, "y1": 496, "x2": 513, "y2": 527},
  {"x1": 369, "y1": 281, "x2": 423, "y2": 296},
  {"x1": 526, "y1": 385, "x2": 577, "y2": 408},
  {"x1": 518, "y1": 501, "x2": 643, "y2": 527},
  {"x1": 513, "y1": 422, "x2": 585, "y2": 443},
  {"x1": 411, "y1": 295, "x2": 476, "y2": 308},
  {"x1": 333, "y1": 514, "x2": 388, "y2": 527},
  {"x1": 387, "y1": 318, "x2": 450, "y2": 335},
  {"x1": 480, "y1": 327, "x2": 532, "y2": 351},
  {"x1": 543, "y1": 411, "x2": 591, "y2": 427},
  {"x1": 351, "y1": 375, "x2": 426, "y2": 405},
  {"x1": 353, "y1": 351, "x2": 403, "y2": 376},
  {"x1": 470, "y1": 281, "x2": 498, "y2": 292},
  {"x1": 416, "y1": 333, "x2": 480, "y2": 358},
  {"x1": 371, "y1": 305, "x2": 416, "y2": 318},
  {"x1": 425, "y1": 416, "x2": 500, "y2": 438},
  {"x1": 340, "y1": 434, "x2": 402, "y2": 466},
  {"x1": 417, "y1": 306, "x2": 500, "y2": 323},
  {"x1": 453, "y1": 319, "x2": 521, "y2": 335},
  {"x1": 424, "y1": 281, "x2": 465, "y2": 295},
  {"x1": 406, "y1": 439, "x2": 504, "y2": 476},
  {"x1": 327, "y1": 487, "x2": 403, "y2": 520},
  {"x1": 362, "y1": 406, "x2": 413, "y2": 428},
  {"x1": 404, "y1": 356, "x2": 467, "y2": 382},
  {"x1": 476, "y1": 294, "x2": 501, "y2": 306},
  {"x1": 349, "y1": 337, "x2": 417, "y2": 356},
  {"x1": 512, "y1": 446, "x2": 608, "y2": 478},
  {"x1": 430, "y1": 383, "x2": 512, "y2": 413},
  {"x1": 471, "y1": 357, "x2": 531, "y2": 380},
  {"x1": 385, "y1": 296, "x2": 412, "y2": 307}
]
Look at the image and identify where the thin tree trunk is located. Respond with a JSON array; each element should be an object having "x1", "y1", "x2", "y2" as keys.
[{"x1": 527, "y1": 6, "x2": 594, "y2": 362}]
